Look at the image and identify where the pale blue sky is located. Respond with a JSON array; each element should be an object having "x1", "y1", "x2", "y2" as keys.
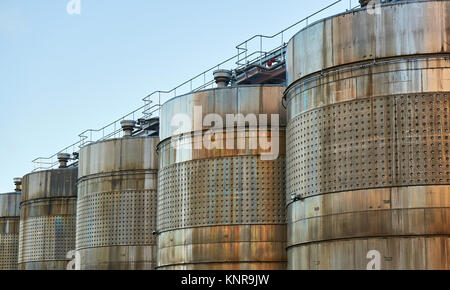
[{"x1": 0, "y1": 0, "x2": 354, "y2": 192}]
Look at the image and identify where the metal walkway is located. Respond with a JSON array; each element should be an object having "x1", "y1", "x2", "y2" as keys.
[{"x1": 32, "y1": 0, "x2": 361, "y2": 172}]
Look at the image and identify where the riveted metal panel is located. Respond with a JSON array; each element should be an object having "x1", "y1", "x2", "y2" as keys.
[
  {"x1": 76, "y1": 189, "x2": 157, "y2": 249},
  {"x1": 286, "y1": 90, "x2": 450, "y2": 269},
  {"x1": 286, "y1": 93, "x2": 449, "y2": 200},
  {"x1": 0, "y1": 192, "x2": 20, "y2": 270},
  {"x1": 157, "y1": 156, "x2": 286, "y2": 232},
  {"x1": 157, "y1": 85, "x2": 287, "y2": 270},
  {"x1": 0, "y1": 224, "x2": 19, "y2": 270},
  {"x1": 285, "y1": 57, "x2": 450, "y2": 120},
  {"x1": 19, "y1": 168, "x2": 77, "y2": 270},
  {"x1": 18, "y1": 212, "x2": 76, "y2": 265},
  {"x1": 76, "y1": 137, "x2": 159, "y2": 270},
  {"x1": 286, "y1": 1, "x2": 450, "y2": 270}
]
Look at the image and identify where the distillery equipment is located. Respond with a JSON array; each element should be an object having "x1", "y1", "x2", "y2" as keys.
[
  {"x1": 18, "y1": 154, "x2": 77, "y2": 270},
  {"x1": 0, "y1": 178, "x2": 21, "y2": 270},
  {"x1": 75, "y1": 121, "x2": 159, "y2": 269},
  {"x1": 285, "y1": 0, "x2": 450, "y2": 270},
  {"x1": 156, "y1": 74, "x2": 287, "y2": 269}
]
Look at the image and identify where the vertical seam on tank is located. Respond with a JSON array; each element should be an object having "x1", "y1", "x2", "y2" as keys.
[
  {"x1": 446, "y1": 235, "x2": 449, "y2": 269},
  {"x1": 442, "y1": 1, "x2": 446, "y2": 53},
  {"x1": 392, "y1": 97, "x2": 398, "y2": 186},
  {"x1": 292, "y1": 38, "x2": 295, "y2": 83},
  {"x1": 330, "y1": 17, "x2": 334, "y2": 73},
  {"x1": 260, "y1": 86, "x2": 263, "y2": 115},
  {"x1": 375, "y1": 2, "x2": 379, "y2": 64},
  {"x1": 424, "y1": 226, "x2": 428, "y2": 269},
  {"x1": 420, "y1": 61, "x2": 424, "y2": 92}
]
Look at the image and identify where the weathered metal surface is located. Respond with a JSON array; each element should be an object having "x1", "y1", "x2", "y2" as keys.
[
  {"x1": 285, "y1": 57, "x2": 450, "y2": 120},
  {"x1": 289, "y1": 236, "x2": 450, "y2": 270},
  {"x1": 0, "y1": 192, "x2": 20, "y2": 270},
  {"x1": 158, "y1": 225, "x2": 287, "y2": 270},
  {"x1": 159, "y1": 85, "x2": 286, "y2": 141},
  {"x1": 157, "y1": 85, "x2": 287, "y2": 270},
  {"x1": 236, "y1": 66, "x2": 286, "y2": 85},
  {"x1": 158, "y1": 140, "x2": 286, "y2": 231},
  {"x1": 286, "y1": 0, "x2": 450, "y2": 270},
  {"x1": 76, "y1": 137, "x2": 158, "y2": 270},
  {"x1": 286, "y1": 0, "x2": 450, "y2": 84},
  {"x1": 18, "y1": 168, "x2": 77, "y2": 270},
  {"x1": 288, "y1": 186, "x2": 450, "y2": 269},
  {"x1": 159, "y1": 129, "x2": 286, "y2": 166},
  {"x1": 288, "y1": 185, "x2": 450, "y2": 242},
  {"x1": 287, "y1": 92, "x2": 449, "y2": 199}
]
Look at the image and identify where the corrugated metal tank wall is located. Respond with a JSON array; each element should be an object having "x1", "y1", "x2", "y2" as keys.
[
  {"x1": 285, "y1": 0, "x2": 450, "y2": 269},
  {"x1": 19, "y1": 168, "x2": 78, "y2": 270},
  {"x1": 76, "y1": 137, "x2": 159, "y2": 270},
  {"x1": 0, "y1": 191, "x2": 20, "y2": 270},
  {"x1": 157, "y1": 85, "x2": 287, "y2": 270}
]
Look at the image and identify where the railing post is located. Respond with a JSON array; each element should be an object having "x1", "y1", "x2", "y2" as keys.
[
  {"x1": 237, "y1": 48, "x2": 239, "y2": 65},
  {"x1": 245, "y1": 42, "x2": 247, "y2": 65},
  {"x1": 260, "y1": 37, "x2": 263, "y2": 65},
  {"x1": 31, "y1": 0, "x2": 347, "y2": 170}
]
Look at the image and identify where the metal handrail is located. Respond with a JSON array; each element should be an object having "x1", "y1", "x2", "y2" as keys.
[
  {"x1": 141, "y1": 0, "x2": 349, "y2": 117},
  {"x1": 141, "y1": 50, "x2": 248, "y2": 116},
  {"x1": 32, "y1": 0, "x2": 358, "y2": 172},
  {"x1": 236, "y1": 0, "x2": 344, "y2": 68},
  {"x1": 77, "y1": 103, "x2": 150, "y2": 146},
  {"x1": 32, "y1": 139, "x2": 84, "y2": 171}
]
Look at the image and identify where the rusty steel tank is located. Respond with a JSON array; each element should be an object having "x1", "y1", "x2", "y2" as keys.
[
  {"x1": 0, "y1": 179, "x2": 22, "y2": 270},
  {"x1": 18, "y1": 154, "x2": 77, "y2": 270},
  {"x1": 285, "y1": 0, "x2": 450, "y2": 270},
  {"x1": 75, "y1": 122, "x2": 159, "y2": 270},
  {"x1": 156, "y1": 76, "x2": 287, "y2": 269}
]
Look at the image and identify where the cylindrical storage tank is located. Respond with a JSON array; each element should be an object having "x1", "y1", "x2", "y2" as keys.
[
  {"x1": 0, "y1": 179, "x2": 21, "y2": 270},
  {"x1": 19, "y1": 166, "x2": 77, "y2": 270},
  {"x1": 285, "y1": 0, "x2": 450, "y2": 270},
  {"x1": 157, "y1": 85, "x2": 287, "y2": 270},
  {"x1": 76, "y1": 136, "x2": 159, "y2": 270}
]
